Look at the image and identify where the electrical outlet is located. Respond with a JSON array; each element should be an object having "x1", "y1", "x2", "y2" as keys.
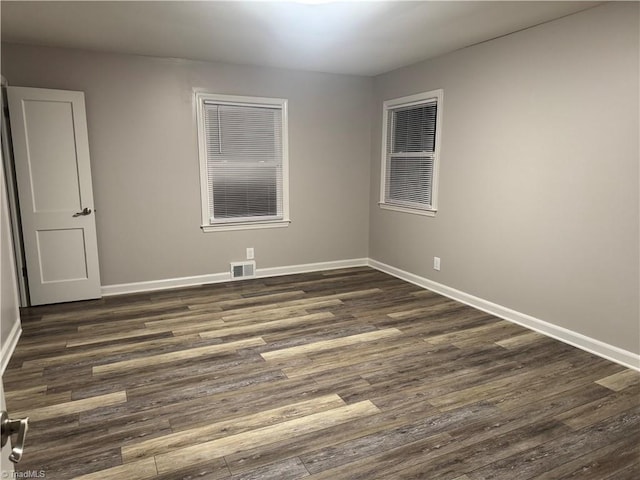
[
  {"x1": 433, "y1": 256, "x2": 441, "y2": 271},
  {"x1": 246, "y1": 247, "x2": 254, "y2": 260}
]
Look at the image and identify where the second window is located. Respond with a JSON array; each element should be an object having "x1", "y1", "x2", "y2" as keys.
[{"x1": 380, "y1": 89, "x2": 443, "y2": 216}]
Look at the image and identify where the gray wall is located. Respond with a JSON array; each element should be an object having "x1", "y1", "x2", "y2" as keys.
[
  {"x1": 369, "y1": 2, "x2": 639, "y2": 353},
  {"x1": 1, "y1": 46, "x2": 372, "y2": 285}
]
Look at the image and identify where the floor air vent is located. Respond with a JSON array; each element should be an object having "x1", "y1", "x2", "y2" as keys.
[{"x1": 230, "y1": 261, "x2": 256, "y2": 279}]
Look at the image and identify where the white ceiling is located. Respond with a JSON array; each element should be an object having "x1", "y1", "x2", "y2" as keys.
[{"x1": 1, "y1": 1, "x2": 601, "y2": 76}]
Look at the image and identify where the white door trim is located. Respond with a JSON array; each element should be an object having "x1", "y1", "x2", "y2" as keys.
[{"x1": 1, "y1": 78, "x2": 28, "y2": 307}]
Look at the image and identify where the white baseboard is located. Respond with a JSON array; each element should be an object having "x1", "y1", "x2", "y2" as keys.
[
  {"x1": 101, "y1": 272, "x2": 230, "y2": 296},
  {"x1": 368, "y1": 259, "x2": 640, "y2": 372},
  {"x1": 256, "y1": 258, "x2": 369, "y2": 279},
  {"x1": 1, "y1": 317, "x2": 21, "y2": 375},
  {"x1": 101, "y1": 258, "x2": 369, "y2": 297}
]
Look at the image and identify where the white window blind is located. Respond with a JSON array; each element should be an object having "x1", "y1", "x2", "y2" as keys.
[
  {"x1": 380, "y1": 90, "x2": 442, "y2": 215},
  {"x1": 196, "y1": 94, "x2": 289, "y2": 230}
]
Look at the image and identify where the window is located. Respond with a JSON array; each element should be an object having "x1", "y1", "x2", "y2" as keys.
[
  {"x1": 380, "y1": 89, "x2": 443, "y2": 216},
  {"x1": 196, "y1": 93, "x2": 289, "y2": 232}
]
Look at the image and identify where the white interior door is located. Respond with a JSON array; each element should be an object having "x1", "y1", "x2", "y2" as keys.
[{"x1": 7, "y1": 87, "x2": 101, "y2": 306}]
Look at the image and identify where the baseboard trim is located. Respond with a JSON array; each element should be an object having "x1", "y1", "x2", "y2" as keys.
[
  {"x1": 101, "y1": 272, "x2": 230, "y2": 296},
  {"x1": 101, "y1": 258, "x2": 369, "y2": 297},
  {"x1": 368, "y1": 259, "x2": 640, "y2": 372},
  {"x1": 256, "y1": 258, "x2": 369, "y2": 279},
  {"x1": 1, "y1": 317, "x2": 21, "y2": 375}
]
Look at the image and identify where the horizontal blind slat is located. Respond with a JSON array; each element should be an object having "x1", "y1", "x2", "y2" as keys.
[
  {"x1": 390, "y1": 103, "x2": 437, "y2": 154},
  {"x1": 204, "y1": 102, "x2": 284, "y2": 222}
]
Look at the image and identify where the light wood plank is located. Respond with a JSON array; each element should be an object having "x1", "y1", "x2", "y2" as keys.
[
  {"x1": 43, "y1": 298, "x2": 185, "y2": 322},
  {"x1": 212, "y1": 290, "x2": 306, "y2": 309},
  {"x1": 199, "y1": 312, "x2": 334, "y2": 339},
  {"x1": 281, "y1": 337, "x2": 427, "y2": 379},
  {"x1": 70, "y1": 457, "x2": 157, "y2": 480},
  {"x1": 122, "y1": 394, "x2": 346, "y2": 462},
  {"x1": 496, "y1": 331, "x2": 545, "y2": 349},
  {"x1": 143, "y1": 312, "x2": 225, "y2": 329},
  {"x1": 386, "y1": 300, "x2": 459, "y2": 320},
  {"x1": 93, "y1": 337, "x2": 266, "y2": 374},
  {"x1": 66, "y1": 327, "x2": 172, "y2": 347},
  {"x1": 3, "y1": 384, "x2": 47, "y2": 400},
  {"x1": 219, "y1": 300, "x2": 341, "y2": 324},
  {"x1": 261, "y1": 329, "x2": 403, "y2": 361},
  {"x1": 595, "y1": 369, "x2": 640, "y2": 392},
  {"x1": 12, "y1": 391, "x2": 127, "y2": 421},
  {"x1": 77, "y1": 311, "x2": 221, "y2": 334},
  {"x1": 425, "y1": 321, "x2": 511, "y2": 345},
  {"x1": 22, "y1": 334, "x2": 202, "y2": 369},
  {"x1": 154, "y1": 400, "x2": 381, "y2": 474}
]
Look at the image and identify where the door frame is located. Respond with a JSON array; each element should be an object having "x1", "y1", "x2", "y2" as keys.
[{"x1": 0, "y1": 76, "x2": 28, "y2": 307}]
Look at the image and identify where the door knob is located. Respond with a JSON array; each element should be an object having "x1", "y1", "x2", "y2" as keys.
[
  {"x1": 1, "y1": 410, "x2": 29, "y2": 463},
  {"x1": 73, "y1": 207, "x2": 92, "y2": 217}
]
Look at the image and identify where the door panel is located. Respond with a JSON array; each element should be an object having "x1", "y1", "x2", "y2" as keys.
[
  {"x1": 37, "y1": 229, "x2": 88, "y2": 282},
  {"x1": 23, "y1": 100, "x2": 82, "y2": 212},
  {"x1": 7, "y1": 87, "x2": 101, "y2": 305}
]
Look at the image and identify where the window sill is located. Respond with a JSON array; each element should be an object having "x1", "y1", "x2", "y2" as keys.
[
  {"x1": 378, "y1": 203, "x2": 437, "y2": 217},
  {"x1": 201, "y1": 220, "x2": 291, "y2": 233}
]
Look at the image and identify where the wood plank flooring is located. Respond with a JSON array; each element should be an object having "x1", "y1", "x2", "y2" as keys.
[{"x1": 3, "y1": 267, "x2": 639, "y2": 479}]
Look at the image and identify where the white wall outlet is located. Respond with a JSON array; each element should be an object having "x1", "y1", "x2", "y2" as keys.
[
  {"x1": 246, "y1": 247, "x2": 255, "y2": 260},
  {"x1": 433, "y1": 256, "x2": 441, "y2": 271}
]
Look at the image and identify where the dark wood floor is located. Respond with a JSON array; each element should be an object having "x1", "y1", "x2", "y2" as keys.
[{"x1": 3, "y1": 267, "x2": 639, "y2": 479}]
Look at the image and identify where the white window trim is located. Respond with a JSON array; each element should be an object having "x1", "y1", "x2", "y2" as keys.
[
  {"x1": 195, "y1": 91, "x2": 290, "y2": 232},
  {"x1": 379, "y1": 89, "x2": 443, "y2": 217}
]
